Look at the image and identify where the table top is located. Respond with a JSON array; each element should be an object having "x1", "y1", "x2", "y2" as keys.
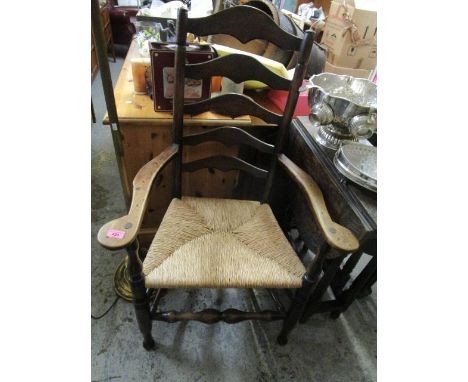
[
  {"x1": 103, "y1": 40, "x2": 281, "y2": 127},
  {"x1": 295, "y1": 116, "x2": 377, "y2": 230}
]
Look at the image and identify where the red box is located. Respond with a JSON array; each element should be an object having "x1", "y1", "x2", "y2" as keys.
[
  {"x1": 150, "y1": 42, "x2": 216, "y2": 111},
  {"x1": 267, "y1": 83, "x2": 310, "y2": 117}
]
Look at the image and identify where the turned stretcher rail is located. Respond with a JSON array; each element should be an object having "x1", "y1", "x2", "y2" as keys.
[{"x1": 151, "y1": 308, "x2": 285, "y2": 324}]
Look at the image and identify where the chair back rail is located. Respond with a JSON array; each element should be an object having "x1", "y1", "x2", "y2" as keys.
[
  {"x1": 185, "y1": 54, "x2": 291, "y2": 91},
  {"x1": 186, "y1": 6, "x2": 302, "y2": 51},
  {"x1": 172, "y1": 6, "x2": 314, "y2": 200},
  {"x1": 184, "y1": 93, "x2": 282, "y2": 126},
  {"x1": 183, "y1": 126, "x2": 275, "y2": 154},
  {"x1": 261, "y1": 31, "x2": 314, "y2": 202},
  {"x1": 182, "y1": 155, "x2": 268, "y2": 179},
  {"x1": 172, "y1": 8, "x2": 189, "y2": 198}
]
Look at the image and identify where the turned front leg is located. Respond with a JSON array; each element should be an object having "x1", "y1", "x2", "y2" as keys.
[
  {"x1": 277, "y1": 275, "x2": 318, "y2": 345},
  {"x1": 277, "y1": 245, "x2": 328, "y2": 345},
  {"x1": 127, "y1": 240, "x2": 155, "y2": 350},
  {"x1": 300, "y1": 254, "x2": 347, "y2": 323}
]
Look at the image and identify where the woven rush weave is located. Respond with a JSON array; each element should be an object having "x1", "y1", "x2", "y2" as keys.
[{"x1": 143, "y1": 197, "x2": 305, "y2": 288}]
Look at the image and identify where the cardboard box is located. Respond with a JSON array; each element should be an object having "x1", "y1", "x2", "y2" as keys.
[
  {"x1": 323, "y1": 60, "x2": 372, "y2": 79},
  {"x1": 321, "y1": 0, "x2": 377, "y2": 70}
]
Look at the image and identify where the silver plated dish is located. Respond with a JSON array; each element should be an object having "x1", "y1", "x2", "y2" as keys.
[{"x1": 333, "y1": 141, "x2": 377, "y2": 192}]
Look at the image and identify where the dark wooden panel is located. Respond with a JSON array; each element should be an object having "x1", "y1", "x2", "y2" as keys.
[
  {"x1": 183, "y1": 126, "x2": 275, "y2": 154},
  {"x1": 182, "y1": 155, "x2": 268, "y2": 179},
  {"x1": 187, "y1": 5, "x2": 302, "y2": 51},
  {"x1": 184, "y1": 93, "x2": 282, "y2": 125},
  {"x1": 186, "y1": 54, "x2": 291, "y2": 90}
]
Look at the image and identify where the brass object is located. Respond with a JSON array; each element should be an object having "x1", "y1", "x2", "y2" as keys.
[
  {"x1": 113, "y1": 237, "x2": 155, "y2": 302},
  {"x1": 114, "y1": 256, "x2": 134, "y2": 301}
]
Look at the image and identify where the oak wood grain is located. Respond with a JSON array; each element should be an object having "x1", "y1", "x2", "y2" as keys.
[
  {"x1": 278, "y1": 153, "x2": 359, "y2": 253},
  {"x1": 97, "y1": 144, "x2": 179, "y2": 249}
]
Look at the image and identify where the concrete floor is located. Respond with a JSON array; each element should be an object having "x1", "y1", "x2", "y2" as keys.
[{"x1": 91, "y1": 51, "x2": 376, "y2": 382}]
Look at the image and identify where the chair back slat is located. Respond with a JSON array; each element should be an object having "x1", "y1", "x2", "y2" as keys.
[
  {"x1": 261, "y1": 31, "x2": 315, "y2": 202},
  {"x1": 186, "y1": 54, "x2": 291, "y2": 91},
  {"x1": 184, "y1": 93, "x2": 282, "y2": 125},
  {"x1": 186, "y1": 6, "x2": 302, "y2": 51},
  {"x1": 182, "y1": 155, "x2": 268, "y2": 179},
  {"x1": 171, "y1": 7, "x2": 315, "y2": 201},
  {"x1": 183, "y1": 126, "x2": 275, "y2": 154}
]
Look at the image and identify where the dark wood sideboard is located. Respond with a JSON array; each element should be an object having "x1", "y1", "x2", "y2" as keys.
[{"x1": 275, "y1": 116, "x2": 377, "y2": 319}]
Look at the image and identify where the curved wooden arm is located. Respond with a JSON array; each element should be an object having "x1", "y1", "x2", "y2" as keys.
[
  {"x1": 278, "y1": 154, "x2": 359, "y2": 253},
  {"x1": 97, "y1": 144, "x2": 179, "y2": 250}
]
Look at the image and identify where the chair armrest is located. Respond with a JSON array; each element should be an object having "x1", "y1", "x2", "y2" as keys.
[
  {"x1": 278, "y1": 154, "x2": 359, "y2": 254},
  {"x1": 97, "y1": 144, "x2": 179, "y2": 250}
]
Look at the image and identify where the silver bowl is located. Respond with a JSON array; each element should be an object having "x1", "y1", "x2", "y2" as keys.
[{"x1": 308, "y1": 73, "x2": 377, "y2": 150}]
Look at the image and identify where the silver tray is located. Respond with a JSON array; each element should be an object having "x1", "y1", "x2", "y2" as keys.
[{"x1": 333, "y1": 141, "x2": 377, "y2": 192}]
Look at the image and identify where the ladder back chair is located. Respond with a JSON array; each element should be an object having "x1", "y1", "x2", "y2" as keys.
[{"x1": 97, "y1": 5, "x2": 359, "y2": 351}]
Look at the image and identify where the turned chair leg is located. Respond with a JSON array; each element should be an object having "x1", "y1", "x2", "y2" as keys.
[
  {"x1": 299, "y1": 255, "x2": 345, "y2": 323},
  {"x1": 277, "y1": 273, "x2": 319, "y2": 345},
  {"x1": 277, "y1": 247, "x2": 327, "y2": 345},
  {"x1": 331, "y1": 256, "x2": 377, "y2": 319},
  {"x1": 127, "y1": 241, "x2": 155, "y2": 351}
]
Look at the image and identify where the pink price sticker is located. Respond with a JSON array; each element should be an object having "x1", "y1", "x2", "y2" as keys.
[{"x1": 106, "y1": 229, "x2": 126, "y2": 240}]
